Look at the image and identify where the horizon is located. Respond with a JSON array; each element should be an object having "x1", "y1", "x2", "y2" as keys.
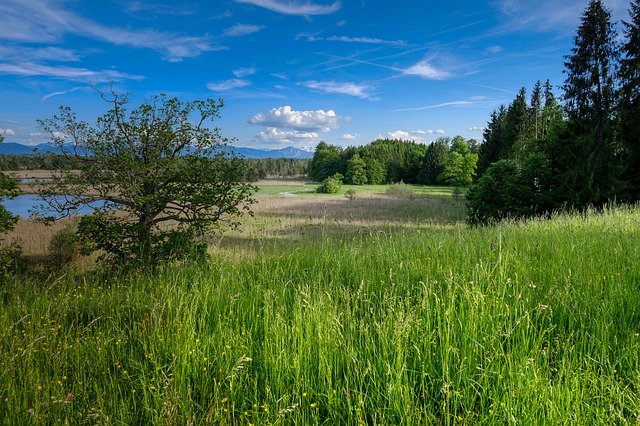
[{"x1": 0, "y1": 0, "x2": 632, "y2": 149}]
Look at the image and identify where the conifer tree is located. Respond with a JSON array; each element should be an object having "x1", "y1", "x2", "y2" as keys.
[
  {"x1": 562, "y1": 0, "x2": 619, "y2": 206},
  {"x1": 618, "y1": 0, "x2": 640, "y2": 201}
]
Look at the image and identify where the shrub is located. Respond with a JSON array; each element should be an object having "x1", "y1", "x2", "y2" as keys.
[
  {"x1": 345, "y1": 189, "x2": 357, "y2": 201},
  {"x1": 385, "y1": 182, "x2": 415, "y2": 199},
  {"x1": 316, "y1": 173, "x2": 344, "y2": 194}
]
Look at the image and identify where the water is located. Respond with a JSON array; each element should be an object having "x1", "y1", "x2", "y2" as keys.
[{"x1": 1, "y1": 194, "x2": 114, "y2": 218}]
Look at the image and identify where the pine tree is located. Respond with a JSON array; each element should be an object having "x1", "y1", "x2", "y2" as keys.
[
  {"x1": 562, "y1": 0, "x2": 619, "y2": 206},
  {"x1": 618, "y1": 0, "x2": 640, "y2": 201},
  {"x1": 530, "y1": 81, "x2": 543, "y2": 140},
  {"x1": 542, "y1": 80, "x2": 563, "y2": 138}
]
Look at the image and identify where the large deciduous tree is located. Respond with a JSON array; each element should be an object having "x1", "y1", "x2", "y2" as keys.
[
  {"x1": 561, "y1": 0, "x2": 619, "y2": 206},
  {"x1": 37, "y1": 92, "x2": 255, "y2": 267}
]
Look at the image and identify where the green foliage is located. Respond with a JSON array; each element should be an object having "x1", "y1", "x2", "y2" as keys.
[
  {"x1": 316, "y1": 173, "x2": 343, "y2": 194},
  {"x1": 0, "y1": 242, "x2": 26, "y2": 282},
  {"x1": 344, "y1": 188, "x2": 357, "y2": 201},
  {"x1": 422, "y1": 138, "x2": 449, "y2": 184},
  {"x1": 48, "y1": 225, "x2": 81, "y2": 268},
  {"x1": 0, "y1": 136, "x2": 19, "y2": 235},
  {"x1": 467, "y1": 153, "x2": 553, "y2": 225},
  {"x1": 385, "y1": 181, "x2": 415, "y2": 199},
  {"x1": 364, "y1": 157, "x2": 385, "y2": 184},
  {"x1": 440, "y1": 138, "x2": 478, "y2": 187},
  {"x1": 308, "y1": 142, "x2": 342, "y2": 182},
  {"x1": 346, "y1": 153, "x2": 367, "y2": 185},
  {"x1": 560, "y1": 0, "x2": 619, "y2": 206},
  {"x1": 37, "y1": 92, "x2": 255, "y2": 268},
  {"x1": 618, "y1": 0, "x2": 640, "y2": 201}
]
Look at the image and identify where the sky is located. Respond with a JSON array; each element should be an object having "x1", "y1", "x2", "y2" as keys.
[{"x1": 0, "y1": 0, "x2": 633, "y2": 150}]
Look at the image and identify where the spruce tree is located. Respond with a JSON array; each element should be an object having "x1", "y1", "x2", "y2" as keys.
[
  {"x1": 562, "y1": 0, "x2": 619, "y2": 206},
  {"x1": 618, "y1": 0, "x2": 640, "y2": 201}
]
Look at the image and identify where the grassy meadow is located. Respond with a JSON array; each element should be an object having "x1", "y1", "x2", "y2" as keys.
[{"x1": 1, "y1": 181, "x2": 640, "y2": 424}]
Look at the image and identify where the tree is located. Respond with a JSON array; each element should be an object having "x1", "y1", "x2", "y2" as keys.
[
  {"x1": 308, "y1": 142, "x2": 341, "y2": 182},
  {"x1": 37, "y1": 92, "x2": 255, "y2": 267},
  {"x1": 439, "y1": 137, "x2": 478, "y2": 187},
  {"x1": 618, "y1": 0, "x2": 640, "y2": 201},
  {"x1": 422, "y1": 138, "x2": 449, "y2": 184},
  {"x1": 0, "y1": 134, "x2": 19, "y2": 234},
  {"x1": 346, "y1": 153, "x2": 367, "y2": 185},
  {"x1": 562, "y1": 0, "x2": 619, "y2": 206}
]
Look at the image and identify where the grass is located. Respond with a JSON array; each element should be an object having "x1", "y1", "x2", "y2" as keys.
[{"x1": 1, "y1": 183, "x2": 640, "y2": 424}]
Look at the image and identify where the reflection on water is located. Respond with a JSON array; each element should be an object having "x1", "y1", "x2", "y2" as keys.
[{"x1": 1, "y1": 194, "x2": 114, "y2": 218}]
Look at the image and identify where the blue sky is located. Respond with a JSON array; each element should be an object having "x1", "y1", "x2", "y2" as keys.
[{"x1": 0, "y1": 0, "x2": 631, "y2": 149}]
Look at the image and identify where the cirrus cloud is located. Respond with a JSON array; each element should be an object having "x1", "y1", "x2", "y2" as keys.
[
  {"x1": 301, "y1": 80, "x2": 374, "y2": 99},
  {"x1": 207, "y1": 79, "x2": 251, "y2": 91},
  {"x1": 402, "y1": 59, "x2": 451, "y2": 80},
  {"x1": 234, "y1": 0, "x2": 341, "y2": 15}
]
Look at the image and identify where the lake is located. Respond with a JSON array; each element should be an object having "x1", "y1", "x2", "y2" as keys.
[{"x1": 1, "y1": 194, "x2": 113, "y2": 218}]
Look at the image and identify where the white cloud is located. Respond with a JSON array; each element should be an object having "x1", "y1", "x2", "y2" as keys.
[
  {"x1": 256, "y1": 127, "x2": 319, "y2": 144},
  {"x1": 42, "y1": 86, "x2": 86, "y2": 100},
  {"x1": 402, "y1": 59, "x2": 451, "y2": 80},
  {"x1": 436, "y1": 130, "x2": 446, "y2": 135},
  {"x1": 235, "y1": 0, "x2": 341, "y2": 15},
  {"x1": 341, "y1": 133, "x2": 358, "y2": 140},
  {"x1": 223, "y1": 24, "x2": 263, "y2": 37},
  {"x1": 0, "y1": 0, "x2": 224, "y2": 62},
  {"x1": 0, "y1": 45, "x2": 80, "y2": 62},
  {"x1": 301, "y1": 34, "x2": 407, "y2": 47},
  {"x1": 486, "y1": 45, "x2": 503, "y2": 54},
  {"x1": 394, "y1": 101, "x2": 475, "y2": 112},
  {"x1": 249, "y1": 106, "x2": 340, "y2": 131},
  {"x1": 492, "y1": 0, "x2": 628, "y2": 33},
  {"x1": 0, "y1": 128, "x2": 16, "y2": 135},
  {"x1": 386, "y1": 130, "x2": 423, "y2": 142},
  {"x1": 233, "y1": 66, "x2": 257, "y2": 78},
  {"x1": 124, "y1": 2, "x2": 194, "y2": 16},
  {"x1": 0, "y1": 62, "x2": 144, "y2": 82},
  {"x1": 301, "y1": 80, "x2": 373, "y2": 99},
  {"x1": 207, "y1": 79, "x2": 251, "y2": 91},
  {"x1": 468, "y1": 126, "x2": 485, "y2": 131}
]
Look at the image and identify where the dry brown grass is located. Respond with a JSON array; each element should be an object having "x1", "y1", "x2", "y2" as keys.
[{"x1": 3, "y1": 182, "x2": 466, "y2": 266}]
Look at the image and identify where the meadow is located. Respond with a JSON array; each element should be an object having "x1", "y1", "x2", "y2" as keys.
[{"x1": 1, "y1": 181, "x2": 639, "y2": 424}]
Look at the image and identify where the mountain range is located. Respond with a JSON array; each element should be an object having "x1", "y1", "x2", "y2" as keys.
[{"x1": 0, "y1": 142, "x2": 313, "y2": 159}]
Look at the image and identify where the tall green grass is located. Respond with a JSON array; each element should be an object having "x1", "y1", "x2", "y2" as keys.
[{"x1": 1, "y1": 207, "x2": 639, "y2": 424}]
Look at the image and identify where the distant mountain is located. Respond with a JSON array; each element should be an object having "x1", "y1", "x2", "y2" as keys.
[
  {"x1": 0, "y1": 142, "x2": 313, "y2": 159},
  {"x1": 230, "y1": 146, "x2": 313, "y2": 159},
  {"x1": 0, "y1": 142, "x2": 61, "y2": 155}
]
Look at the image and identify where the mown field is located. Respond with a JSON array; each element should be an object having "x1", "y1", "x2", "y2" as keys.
[{"x1": 1, "y1": 181, "x2": 639, "y2": 424}]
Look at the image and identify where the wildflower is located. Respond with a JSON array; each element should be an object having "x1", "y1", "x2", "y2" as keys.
[
  {"x1": 221, "y1": 397, "x2": 229, "y2": 404},
  {"x1": 310, "y1": 403, "x2": 317, "y2": 409}
]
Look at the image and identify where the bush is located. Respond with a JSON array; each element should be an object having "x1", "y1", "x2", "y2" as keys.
[
  {"x1": 345, "y1": 189, "x2": 357, "y2": 201},
  {"x1": 467, "y1": 153, "x2": 552, "y2": 225},
  {"x1": 316, "y1": 173, "x2": 344, "y2": 194},
  {"x1": 48, "y1": 225, "x2": 81, "y2": 268},
  {"x1": 385, "y1": 182, "x2": 415, "y2": 199}
]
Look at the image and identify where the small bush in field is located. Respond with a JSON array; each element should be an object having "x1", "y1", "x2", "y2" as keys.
[
  {"x1": 385, "y1": 182, "x2": 415, "y2": 199},
  {"x1": 345, "y1": 189, "x2": 357, "y2": 201},
  {"x1": 317, "y1": 173, "x2": 344, "y2": 194}
]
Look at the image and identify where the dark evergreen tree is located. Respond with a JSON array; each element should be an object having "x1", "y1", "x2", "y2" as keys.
[
  {"x1": 542, "y1": 80, "x2": 563, "y2": 138},
  {"x1": 562, "y1": 0, "x2": 619, "y2": 206},
  {"x1": 530, "y1": 81, "x2": 543, "y2": 140},
  {"x1": 618, "y1": 0, "x2": 640, "y2": 201},
  {"x1": 422, "y1": 138, "x2": 449, "y2": 184},
  {"x1": 476, "y1": 106, "x2": 507, "y2": 179}
]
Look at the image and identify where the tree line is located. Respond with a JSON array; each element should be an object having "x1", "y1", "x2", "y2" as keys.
[
  {"x1": 468, "y1": 0, "x2": 640, "y2": 224},
  {"x1": 309, "y1": 136, "x2": 479, "y2": 187},
  {"x1": 0, "y1": 153, "x2": 308, "y2": 181}
]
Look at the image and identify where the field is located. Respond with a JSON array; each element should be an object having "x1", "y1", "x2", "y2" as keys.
[{"x1": 1, "y1": 181, "x2": 640, "y2": 424}]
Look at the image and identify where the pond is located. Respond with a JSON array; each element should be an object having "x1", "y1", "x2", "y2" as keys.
[{"x1": 1, "y1": 194, "x2": 114, "y2": 218}]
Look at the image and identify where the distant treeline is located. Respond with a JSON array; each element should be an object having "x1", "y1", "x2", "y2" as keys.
[
  {"x1": 0, "y1": 153, "x2": 308, "y2": 180},
  {"x1": 308, "y1": 137, "x2": 479, "y2": 186}
]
